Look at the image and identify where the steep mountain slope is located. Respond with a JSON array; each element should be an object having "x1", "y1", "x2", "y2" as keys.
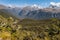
[
  {"x1": 0, "y1": 9, "x2": 14, "y2": 18},
  {"x1": 6, "y1": 7, "x2": 22, "y2": 19},
  {"x1": 0, "y1": 4, "x2": 60, "y2": 20},
  {"x1": 0, "y1": 5, "x2": 22, "y2": 19},
  {"x1": 19, "y1": 7, "x2": 60, "y2": 20},
  {"x1": 0, "y1": 5, "x2": 8, "y2": 9},
  {"x1": 18, "y1": 6, "x2": 42, "y2": 19}
]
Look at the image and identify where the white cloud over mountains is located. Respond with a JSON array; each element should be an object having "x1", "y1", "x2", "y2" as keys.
[
  {"x1": 7, "y1": 4, "x2": 43, "y2": 9},
  {"x1": 50, "y1": 2, "x2": 60, "y2": 7},
  {"x1": 8, "y1": 4, "x2": 16, "y2": 8},
  {"x1": 31, "y1": 4, "x2": 43, "y2": 9},
  {"x1": 6, "y1": 2, "x2": 60, "y2": 8}
]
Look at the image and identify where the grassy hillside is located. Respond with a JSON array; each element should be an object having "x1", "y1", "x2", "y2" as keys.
[
  {"x1": 0, "y1": 13, "x2": 60, "y2": 40},
  {"x1": 18, "y1": 18, "x2": 60, "y2": 40},
  {"x1": 0, "y1": 9, "x2": 18, "y2": 20}
]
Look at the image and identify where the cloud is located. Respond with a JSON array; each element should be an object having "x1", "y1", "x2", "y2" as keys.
[
  {"x1": 31, "y1": 4, "x2": 43, "y2": 9},
  {"x1": 7, "y1": 4, "x2": 16, "y2": 8},
  {"x1": 8, "y1": 4, "x2": 12, "y2": 7},
  {"x1": 21, "y1": 4, "x2": 43, "y2": 9},
  {"x1": 50, "y1": 2, "x2": 60, "y2": 7}
]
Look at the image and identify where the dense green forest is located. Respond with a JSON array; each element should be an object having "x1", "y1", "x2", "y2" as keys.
[{"x1": 0, "y1": 15, "x2": 60, "y2": 40}]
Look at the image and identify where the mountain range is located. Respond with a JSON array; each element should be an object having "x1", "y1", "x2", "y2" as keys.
[{"x1": 0, "y1": 4, "x2": 60, "y2": 20}]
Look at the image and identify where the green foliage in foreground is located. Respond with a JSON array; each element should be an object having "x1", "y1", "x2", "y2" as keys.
[{"x1": 0, "y1": 15, "x2": 60, "y2": 40}]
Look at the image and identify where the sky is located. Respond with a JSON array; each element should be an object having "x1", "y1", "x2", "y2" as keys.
[{"x1": 0, "y1": 0, "x2": 60, "y2": 7}]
